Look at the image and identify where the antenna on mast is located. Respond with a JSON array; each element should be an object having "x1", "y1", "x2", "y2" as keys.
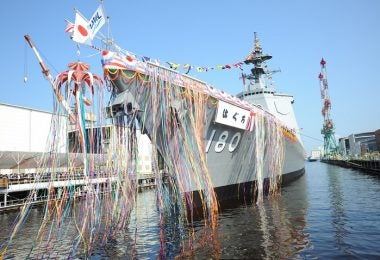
[{"x1": 244, "y1": 32, "x2": 273, "y2": 90}]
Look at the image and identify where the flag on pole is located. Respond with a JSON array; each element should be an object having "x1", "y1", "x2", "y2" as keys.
[
  {"x1": 72, "y1": 12, "x2": 92, "y2": 45},
  {"x1": 88, "y1": 5, "x2": 105, "y2": 39}
]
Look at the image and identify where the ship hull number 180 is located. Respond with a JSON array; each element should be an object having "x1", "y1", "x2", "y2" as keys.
[{"x1": 205, "y1": 129, "x2": 241, "y2": 153}]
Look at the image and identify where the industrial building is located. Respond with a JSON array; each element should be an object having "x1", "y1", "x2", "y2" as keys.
[
  {"x1": 338, "y1": 130, "x2": 380, "y2": 157},
  {"x1": 0, "y1": 103, "x2": 154, "y2": 209},
  {"x1": 0, "y1": 102, "x2": 153, "y2": 175}
]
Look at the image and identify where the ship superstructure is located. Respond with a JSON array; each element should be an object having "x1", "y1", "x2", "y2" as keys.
[{"x1": 237, "y1": 33, "x2": 302, "y2": 142}]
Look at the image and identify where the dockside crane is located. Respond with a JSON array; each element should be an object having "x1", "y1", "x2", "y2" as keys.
[{"x1": 319, "y1": 58, "x2": 339, "y2": 158}]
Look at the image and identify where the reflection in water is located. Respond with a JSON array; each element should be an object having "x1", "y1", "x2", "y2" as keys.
[
  {"x1": 188, "y1": 174, "x2": 309, "y2": 259},
  {"x1": 2, "y1": 162, "x2": 380, "y2": 258},
  {"x1": 300, "y1": 162, "x2": 380, "y2": 259},
  {"x1": 258, "y1": 203, "x2": 271, "y2": 258},
  {"x1": 327, "y1": 165, "x2": 352, "y2": 255},
  {"x1": 0, "y1": 176, "x2": 310, "y2": 259}
]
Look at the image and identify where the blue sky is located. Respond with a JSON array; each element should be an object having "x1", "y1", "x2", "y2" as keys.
[{"x1": 1, "y1": 0, "x2": 379, "y2": 154}]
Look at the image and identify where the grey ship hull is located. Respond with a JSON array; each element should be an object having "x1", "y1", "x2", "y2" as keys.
[
  {"x1": 107, "y1": 71, "x2": 305, "y2": 202},
  {"x1": 197, "y1": 122, "x2": 304, "y2": 204}
]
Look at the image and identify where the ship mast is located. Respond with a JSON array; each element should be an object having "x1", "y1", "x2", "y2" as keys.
[
  {"x1": 244, "y1": 32, "x2": 272, "y2": 90},
  {"x1": 319, "y1": 58, "x2": 339, "y2": 157}
]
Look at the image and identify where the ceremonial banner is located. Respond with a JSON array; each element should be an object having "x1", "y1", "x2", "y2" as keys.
[{"x1": 88, "y1": 5, "x2": 105, "y2": 39}]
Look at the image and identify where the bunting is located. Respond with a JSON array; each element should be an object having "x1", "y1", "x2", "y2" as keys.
[
  {"x1": 101, "y1": 48, "x2": 246, "y2": 75},
  {"x1": 65, "y1": 8, "x2": 247, "y2": 74}
]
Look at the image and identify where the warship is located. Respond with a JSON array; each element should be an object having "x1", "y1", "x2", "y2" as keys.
[{"x1": 103, "y1": 32, "x2": 305, "y2": 204}]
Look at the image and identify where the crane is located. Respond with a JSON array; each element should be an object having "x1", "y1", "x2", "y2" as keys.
[{"x1": 318, "y1": 58, "x2": 339, "y2": 158}]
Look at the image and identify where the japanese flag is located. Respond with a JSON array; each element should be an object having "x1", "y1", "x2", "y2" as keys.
[{"x1": 72, "y1": 12, "x2": 92, "y2": 45}]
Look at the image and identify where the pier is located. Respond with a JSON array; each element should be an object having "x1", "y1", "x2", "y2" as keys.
[
  {"x1": 321, "y1": 159, "x2": 380, "y2": 174},
  {"x1": 0, "y1": 172, "x2": 157, "y2": 212}
]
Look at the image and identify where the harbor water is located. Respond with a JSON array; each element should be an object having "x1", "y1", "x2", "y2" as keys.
[{"x1": 1, "y1": 161, "x2": 380, "y2": 259}]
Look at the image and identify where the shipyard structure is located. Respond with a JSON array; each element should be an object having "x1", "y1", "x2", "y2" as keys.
[
  {"x1": 338, "y1": 130, "x2": 380, "y2": 158},
  {"x1": 0, "y1": 103, "x2": 154, "y2": 210},
  {"x1": 317, "y1": 58, "x2": 379, "y2": 173},
  {"x1": 315, "y1": 130, "x2": 380, "y2": 160},
  {"x1": 319, "y1": 129, "x2": 380, "y2": 173}
]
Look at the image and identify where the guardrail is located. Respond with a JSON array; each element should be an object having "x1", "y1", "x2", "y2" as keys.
[
  {"x1": 0, "y1": 174, "x2": 158, "y2": 211},
  {"x1": 0, "y1": 189, "x2": 110, "y2": 210},
  {"x1": 1, "y1": 172, "x2": 157, "y2": 188},
  {"x1": 0, "y1": 173, "x2": 113, "y2": 187}
]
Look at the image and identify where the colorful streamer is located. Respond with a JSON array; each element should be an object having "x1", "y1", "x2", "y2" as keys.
[{"x1": 1, "y1": 47, "x2": 289, "y2": 259}]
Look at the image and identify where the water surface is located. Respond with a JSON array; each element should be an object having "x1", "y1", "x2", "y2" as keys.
[{"x1": 1, "y1": 162, "x2": 380, "y2": 259}]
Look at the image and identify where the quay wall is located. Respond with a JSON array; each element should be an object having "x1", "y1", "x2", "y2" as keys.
[{"x1": 321, "y1": 159, "x2": 380, "y2": 174}]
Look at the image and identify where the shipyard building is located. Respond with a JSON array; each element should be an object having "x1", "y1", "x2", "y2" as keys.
[
  {"x1": 338, "y1": 130, "x2": 380, "y2": 158},
  {"x1": 0, "y1": 103, "x2": 153, "y2": 175},
  {"x1": 0, "y1": 103, "x2": 153, "y2": 208}
]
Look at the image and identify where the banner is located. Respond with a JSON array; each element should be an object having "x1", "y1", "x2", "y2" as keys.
[
  {"x1": 215, "y1": 100, "x2": 252, "y2": 130},
  {"x1": 88, "y1": 5, "x2": 105, "y2": 39}
]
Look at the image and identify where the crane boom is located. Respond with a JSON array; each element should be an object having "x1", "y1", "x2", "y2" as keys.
[{"x1": 24, "y1": 35, "x2": 75, "y2": 123}]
